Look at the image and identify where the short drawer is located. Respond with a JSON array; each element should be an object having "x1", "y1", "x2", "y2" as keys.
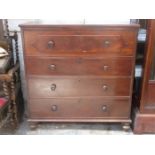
[
  {"x1": 25, "y1": 57, "x2": 133, "y2": 76},
  {"x1": 28, "y1": 76, "x2": 131, "y2": 98},
  {"x1": 29, "y1": 98, "x2": 131, "y2": 119},
  {"x1": 23, "y1": 29, "x2": 137, "y2": 56}
]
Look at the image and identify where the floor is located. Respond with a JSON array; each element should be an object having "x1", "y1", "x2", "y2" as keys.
[{"x1": 0, "y1": 117, "x2": 133, "y2": 135}]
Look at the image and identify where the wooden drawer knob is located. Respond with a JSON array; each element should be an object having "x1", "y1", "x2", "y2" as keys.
[
  {"x1": 47, "y1": 40, "x2": 55, "y2": 48},
  {"x1": 103, "y1": 65, "x2": 109, "y2": 71},
  {"x1": 51, "y1": 84, "x2": 56, "y2": 91},
  {"x1": 104, "y1": 40, "x2": 111, "y2": 47},
  {"x1": 51, "y1": 105, "x2": 57, "y2": 111},
  {"x1": 102, "y1": 105, "x2": 107, "y2": 112},
  {"x1": 49, "y1": 64, "x2": 56, "y2": 70},
  {"x1": 102, "y1": 85, "x2": 108, "y2": 91}
]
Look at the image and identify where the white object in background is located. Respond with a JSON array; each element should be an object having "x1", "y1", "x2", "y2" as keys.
[
  {"x1": 135, "y1": 65, "x2": 142, "y2": 77},
  {"x1": 8, "y1": 19, "x2": 131, "y2": 30},
  {"x1": 85, "y1": 18, "x2": 131, "y2": 24},
  {"x1": 138, "y1": 29, "x2": 147, "y2": 42},
  {"x1": 38, "y1": 19, "x2": 84, "y2": 24},
  {"x1": 7, "y1": 19, "x2": 37, "y2": 31},
  {"x1": 0, "y1": 47, "x2": 8, "y2": 57},
  {"x1": 40, "y1": 18, "x2": 131, "y2": 25}
]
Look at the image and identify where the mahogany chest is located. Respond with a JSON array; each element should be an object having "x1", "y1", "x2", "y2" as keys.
[{"x1": 20, "y1": 24, "x2": 139, "y2": 130}]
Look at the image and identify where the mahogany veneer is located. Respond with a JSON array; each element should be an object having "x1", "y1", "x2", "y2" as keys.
[{"x1": 20, "y1": 24, "x2": 139, "y2": 130}]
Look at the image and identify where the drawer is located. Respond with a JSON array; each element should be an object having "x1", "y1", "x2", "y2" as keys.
[
  {"x1": 26, "y1": 57, "x2": 133, "y2": 76},
  {"x1": 29, "y1": 98, "x2": 131, "y2": 119},
  {"x1": 23, "y1": 29, "x2": 137, "y2": 56},
  {"x1": 28, "y1": 76, "x2": 131, "y2": 98}
]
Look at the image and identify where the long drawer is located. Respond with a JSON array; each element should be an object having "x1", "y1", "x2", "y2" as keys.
[
  {"x1": 25, "y1": 56, "x2": 133, "y2": 76},
  {"x1": 28, "y1": 76, "x2": 131, "y2": 98},
  {"x1": 23, "y1": 27, "x2": 137, "y2": 56},
  {"x1": 29, "y1": 98, "x2": 131, "y2": 119}
]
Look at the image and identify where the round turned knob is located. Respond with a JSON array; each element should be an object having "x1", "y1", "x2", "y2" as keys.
[
  {"x1": 102, "y1": 105, "x2": 107, "y2": 112},
  {"x1": 47, "y1": 40, "x2": 55, "y2": 48},
  {"x1": 103, "y1": 65, "x2": 109, "y2": 71},
  {"x1": 82, "y1": 50, "x2": 88, "y2": 53},
  {"x1": 51, "y1": 105, "x2": 57, "y2": 111},
  {"x1": 49, "y1": 64, "x2": 56, "y2": 70},
  {"x1": 104, "y1": 40, "x2": 111, "y2": 47},
  {"x1": 51, "y1": 84, "x2": 56, "y2": 91},
  {"x1": 102, "y1": 85, "x2": 108, "y2": 91}
]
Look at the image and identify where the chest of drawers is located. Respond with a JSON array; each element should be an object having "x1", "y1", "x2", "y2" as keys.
[{"x1": 20, "y1": 24, "x2": 139, "y2": 130}]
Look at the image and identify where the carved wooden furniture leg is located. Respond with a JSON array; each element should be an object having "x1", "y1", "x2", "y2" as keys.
[
  {"x1": 14, "y1": 31, "x2": 19, "y2": 63},
  {"x1": 10, "y1": 78, "x2": 18, "y2": 127},
  {"x1": 2, "y1": 81, "x2": 9, "y2": 99},
  {"x1": 122, "y1": 123, "x2": 130, "y2": 131},
  {"x1": 2, "y1": 81, "x2": 12, "y2": 120},
  {"x1": 2, "y1": 81, "x2": 13, "y2": 124},
  {"x1": 0, "y1": 20, "x2": 22, "y2": 130},
  {"x1": 4, "y1": 19, "x2": 11, "y2": 54}
]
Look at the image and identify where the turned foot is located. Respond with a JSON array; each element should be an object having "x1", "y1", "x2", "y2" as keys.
[
  {"x1": 28, "y1": 122, "x2": 38, "y2": 130},
  {"x1": 122, "y1": 123, "x2": 130, "y2": 131}
]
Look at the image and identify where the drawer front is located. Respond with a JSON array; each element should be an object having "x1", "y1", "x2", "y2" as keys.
[
  {"x1": 23, "y1": 30, "x2": 137, "y2": 56},
  {"x1": 29, "y1": 98, "x2": 131, "y2": 119},
  {"x1": 26, "y1": 57, "x2": 133, "y2": 76},
  {"x1": 28, "y1": 77, "x2": 131, "y2": 98}
]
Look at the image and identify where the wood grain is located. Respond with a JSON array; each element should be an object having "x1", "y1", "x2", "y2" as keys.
[
  {"x1": 29, "y1": 98, "x2": 131, "y2": 119},
  {"x1": 28, "y1": 76, "x2": 131, "y2": 98},
  {"x1": 25, "y1": 56, "x2": 133, "y2": 76},
  {"x1": 20, "y1": 24, "x2": 139, "y2": 126}
]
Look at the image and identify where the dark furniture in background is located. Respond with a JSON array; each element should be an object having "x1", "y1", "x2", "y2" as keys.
[
  {"x1": 133, "y1": 19, "x2": 155, "y2": 134},
  {"x1": 20, "y1": 23, "x2": 139, "y2": 130},
  {"x1": 0, "y1": 19, "x2": 24, "y2": 130}
]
